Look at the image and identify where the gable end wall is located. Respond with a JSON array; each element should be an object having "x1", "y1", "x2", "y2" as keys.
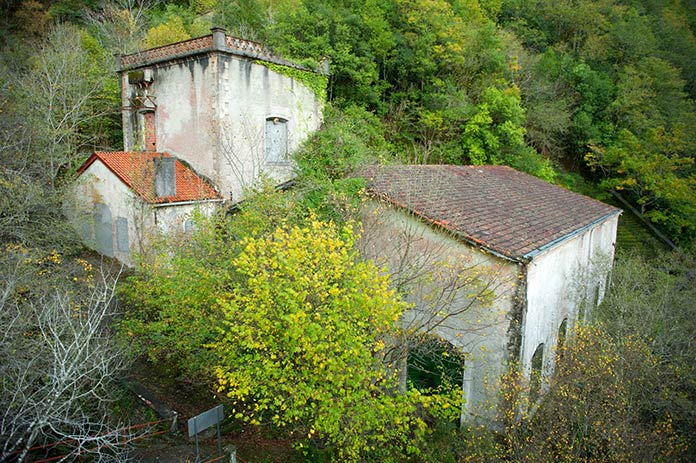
[
  {"x1": 521, "y1": 215, "x2": 619, "y2": 383},
  {"x1": 360, "y1": 201, "x2": 519, "y2": 421}
]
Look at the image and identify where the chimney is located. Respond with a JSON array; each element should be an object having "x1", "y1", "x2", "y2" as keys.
[
  {"x1": 154, "y1": 156, "x2": 176, "y2": 197},
  {"x1": 142, "y1": 110, "x2": 157, "y2": 151},
  {"x1": 211, "y1": 27, "x2": 226, "y2": 50},
  {"x1": 317, "y1": 56, "x2": 330, "y2": 75}
]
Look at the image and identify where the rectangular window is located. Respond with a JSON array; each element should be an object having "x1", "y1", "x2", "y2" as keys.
[
  {"x1": 184, "y1": 218, "x2": 195, "y2": 235},
  {"x1": 116, "y1": 216, "x2": 129, "y2": 253},
  {"x1": 265, "y1": 117, "x2": 288, "y2": 162},
  {"x1": 95, "y1": 204, "x2": 113, "y2": 258}
]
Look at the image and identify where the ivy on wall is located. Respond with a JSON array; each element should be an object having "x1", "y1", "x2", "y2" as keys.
[{"x1": 256, "y1": 60, "x2": 328, "y2": 102}]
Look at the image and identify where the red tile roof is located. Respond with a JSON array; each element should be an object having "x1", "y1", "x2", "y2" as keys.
[
  {"x1": 360, "y1": 165, "x2": 621, "y2": 261},
  {"x1": 77, "y1": 152, "x2": 222, "y2": 204}
]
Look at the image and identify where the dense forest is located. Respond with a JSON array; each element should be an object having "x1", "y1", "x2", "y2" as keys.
[{"x1": 1, "y1": 0, "x2": 696, "y2": 462}]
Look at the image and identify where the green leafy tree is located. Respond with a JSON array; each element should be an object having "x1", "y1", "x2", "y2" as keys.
[
  {"x1": 0, "y1": 23, "x2": 118, "y2": 250},
  {"x1": 294, "y1": 103, "x2": 389, "y2": 222},
  {"x1": 508, "y1": 45, "x2": 573, "y2": 161},
  {"x1": 117, "y1": 219, "x2": 232, "y2": 378},
  {"x1": 116, "y1": 192, "x2": 296, "y2": 380},
  {"x1": 213, "y1": 0, "x2": 270, "y2": 40},
  {"x1": 142, "y1": 3, "x2": 212, "y2": 48},
  {"x1": 267, "y1": 0, "x2": 395, "y2": 108},
  {"x1": 86, "y1": 0, "x2": 154, "y2": 55},
  {"x1": 454, "y1": 85, "x2": 556, "y2": 181},
  {"x1": 143, "y1": 14, "x2": 191, "y2": 48},
  {"x1": 11, "y1": 24, "x2": 120, "y2": 189},
  {"x1": 586, "y1": 129, "x2": 696, "y2": 241},
  {"x1": 645, "y1": 0, "x2": 696, "y2": 98},
  {"x1": 597, "y1": 250, "x2": 696, "y2": 457}
]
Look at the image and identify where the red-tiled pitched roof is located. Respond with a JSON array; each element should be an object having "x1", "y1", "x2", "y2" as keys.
[
  {"x1": 77, "y1": 151, "x2": 222, "y2": 204},
  {"x1": 360, "y1": 165, "x2": 621, "y2": 261}
]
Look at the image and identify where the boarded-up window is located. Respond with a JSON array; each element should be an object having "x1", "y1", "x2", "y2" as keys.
[
  {"x1": 265, "y1": 117, "x2": 288, "y2": 162},
  {"x1": 184, "y1": 219, "x2": 195, "y2": 235},
  {"x1": 94, "y1": 203, "x2": 113, "y2": 258},
  {"x1": 116, "y1": 217, "x2": 129, "y2": 253},
  {"x1": 79, "y1": 220, "x2": 93, "y2": 246}
]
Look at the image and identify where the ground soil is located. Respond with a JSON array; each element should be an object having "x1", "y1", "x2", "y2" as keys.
[{"x1": 126, "y1": 360, "x2": 299, "y2": 463}]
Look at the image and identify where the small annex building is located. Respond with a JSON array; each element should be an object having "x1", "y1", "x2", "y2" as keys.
[
  {"x1": 359, "y1": 164, "x2": 621, "y2": 421},
  {"x1": 71, "y1": 28, "x2": 326, "y2": 265},
  {"x1": 72, "y1": 151, "x2": 223, "y2": 265}
]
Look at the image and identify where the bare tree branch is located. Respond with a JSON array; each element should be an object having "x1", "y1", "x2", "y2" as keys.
[{"x1": 0, "y1": 250, "x2": 133, "y2": 462}]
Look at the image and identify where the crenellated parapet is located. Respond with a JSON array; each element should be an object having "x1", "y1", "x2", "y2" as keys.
[{"x1": 118, "y1": 28, "x2": 317, "y2": 73}]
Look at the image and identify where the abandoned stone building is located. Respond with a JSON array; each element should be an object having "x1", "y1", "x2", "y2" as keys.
[
  {"x1": 72, "y1": 28, "x2": 325, "y2": 265},
  {"x1": 71, "y1": 31, "x2": 622, "y2": 422},
  {"x1": 73, "y1": 151, "x2": 223, "y2": 264},
  {"x1": 359, "y1": 164, "x2": 621, "y2": 421}
]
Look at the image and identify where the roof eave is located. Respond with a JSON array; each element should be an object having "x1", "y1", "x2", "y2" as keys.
[
  {"x1": 369, "y1": 192, "x2": 522, "y2": 263},
  {"x1": 151, "y1": 198, "x2": 224, "y2": 207},
  {"x1": 450, "y1": 231, "x2": 523, "y2": 263},
  {"x1": 76, "y1": 153, "x2": 138, "y2": 191},
  {"x1": 368, "y1": 189, "x2": 622, "y2": 265},
  {"x1": 521, "y1": 209, "x2": 623, "y2": 262},
  {"x1": 118, "y1": 34, "x2": 313, "y2": 73},
  {"x1": 76, "y1": 153, "x2": 99, "y2": 175}
]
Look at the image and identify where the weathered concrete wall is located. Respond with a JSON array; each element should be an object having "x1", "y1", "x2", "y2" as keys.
[
  {"x1": 153, "y1": 201, "x2": 218, "y2": 236},
  {"x1": 123, "y1": 56, "x2": 219, "y2": 175},
  {"x1": 521, "y1": 216, "x2": 619, "y2": 385},
  {"x1": 71, "y1": 161, "x2": 220, "y2": 266},
  {"x1": 215, "y1": 56, "x2": 322, "y2": 201},
  {"x1": 360, "y1": 201, "x2": 519, "y2": 421},
  {"x1": 71, "y1": 160, "x2": 153, "y2": 265},
  {"x1": 122, "y1": 52, "x2": 323, "y2": 202}
]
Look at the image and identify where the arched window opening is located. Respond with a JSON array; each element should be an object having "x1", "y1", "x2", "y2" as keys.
[
  {"x1": 407, "y1": 336, "x2": 466, "y2": 392},
  {"x1": 558, "y1": 318, "x2": 568, "y2": 359},
  {"x1": 579, "y1": 293, "x2": 588, "y2": 323},
  {"x1": 530, "y1": 343, "x2": 544, "y2": 403}
]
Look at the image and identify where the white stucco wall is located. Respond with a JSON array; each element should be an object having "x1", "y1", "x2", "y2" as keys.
[
  {"x1": 71, "y1": 161, "x2": 152, "y2": 265},
  {"x1": 71, "y1": 160, "x2": 221, "y2": 266},
  {"x1": 215, "y1": 56, "x2": 323, "y2": 200},
  {"x1": 520, "y1": 215, "x2": 619, "y2": 385},
  {"x1": 122, "y1": 55, "x2": 219, "y2": 177},
  {"x1": 152, "y1": 201, "x2": 219, "y2": 236},
  {"x1": 360, "y1": 202, "x2": 520, "y2": 421},
  {"x1": 122, "y1": 52, "x2": 323, "y2": 202}
]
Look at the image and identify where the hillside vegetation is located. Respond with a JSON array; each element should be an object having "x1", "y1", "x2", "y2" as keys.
[
  {"x1": 2, "y1": 0, "x2": 696, "y2": 243},
  {"x1": 1, "y1": 0, "x2": 696, "y2": 462}
]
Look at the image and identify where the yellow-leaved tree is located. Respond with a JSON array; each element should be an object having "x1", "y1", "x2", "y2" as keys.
[{"x1": 211, "y1": 218, "x2": 460, "y2": 462}]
